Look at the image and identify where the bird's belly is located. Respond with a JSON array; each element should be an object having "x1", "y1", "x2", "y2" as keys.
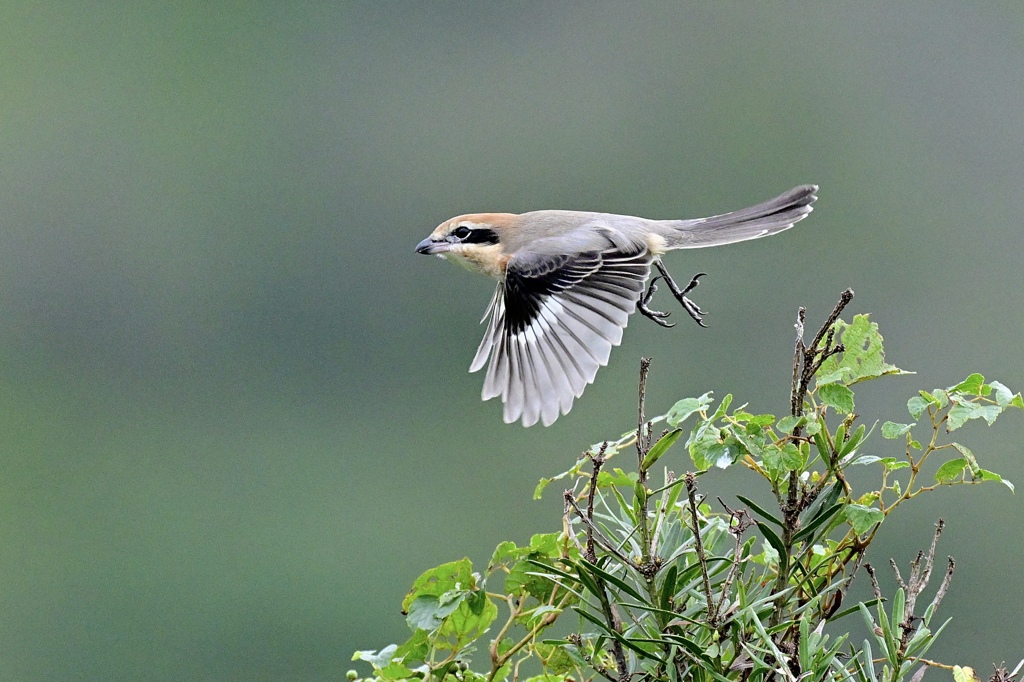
[{"x1": 645, "y1": 233, "x2": 669, "y2": 255}]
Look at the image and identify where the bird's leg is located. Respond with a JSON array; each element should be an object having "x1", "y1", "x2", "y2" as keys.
[
  {"x1": 637, "y1": 276, "x2": 675, "y2": 328},
  {"x1": 653, "y1": 259, "x2": 708, "y2": 328}
]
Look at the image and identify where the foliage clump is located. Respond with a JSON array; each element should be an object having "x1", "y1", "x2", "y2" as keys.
[{"x1": 352, "y1": 291, "x2": 1021, "y2": 682}]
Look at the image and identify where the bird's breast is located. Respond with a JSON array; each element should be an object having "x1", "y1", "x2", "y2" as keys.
[{"x1": 442, "y1": 244, "x2": 508, "y2": 280}]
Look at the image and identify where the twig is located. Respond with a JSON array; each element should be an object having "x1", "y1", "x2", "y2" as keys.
[
  {"x1": 714, "y1": 499, "x2": 751, "y2": 621},
  {"x1": 686, "y1": 473, "x2": 717, "y2": 628},
  {"x1": 637, "y1": 357, "x2": 653, "y2": 477},
  {"x1": 771, "y1": 289, "x2": 855, "y2": 630},
  {"x1": 563, "y1": 469, "x2": 629, "y2": 682},
  {"x1": 586, "y1": 444, "x2": 609, "y2": 563},
  {"x1": 791, "y1": 307, "x2": 806, "y2": 419},
  {"x1": 824, "y1": 546, "x2": 866, "y2": 618},
  {"x1": 890, "y1": 557, "x2": 908, "y2": 591},
  {"x1": 878, "y1": 521, "x2": 952, "y2": 654},
  {"x1": 564, "y1": 493, "x2": 638, "y2": 569},
  {"x1": 929, "y1": 557, "x2": 955, "y2": 612},
  {"x1": 790, "y1": 288, "x2": 854, "y2": 429},
  {"x1": 912, "y1": 519, "x2": 945, "y2": 612},
  {"x1": 865, "y1": 563, "x2": 883, "y2": 602},
  {"x1": 636, "y1": 358, "x2": 656, "y2": 574}
]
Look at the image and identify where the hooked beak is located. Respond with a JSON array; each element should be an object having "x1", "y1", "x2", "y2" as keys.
[{"x1": 415, "y1": 237, "x2": 449, "y2": 255}]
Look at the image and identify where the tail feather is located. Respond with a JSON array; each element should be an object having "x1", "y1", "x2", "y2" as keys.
[{"x1": 662, "y1": 184, "x2": 817, "y2": 249}]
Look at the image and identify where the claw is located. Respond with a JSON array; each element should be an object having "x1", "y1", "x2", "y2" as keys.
[
  {"x1": 652, "y1": 260, "x2": 710, "y2": 327},
  {"x1": 680, "y1": 273, "x2": 707, "y2": 296},
  {"x1": 638, "y1": 277, "x2": 676, "y2": 328}
]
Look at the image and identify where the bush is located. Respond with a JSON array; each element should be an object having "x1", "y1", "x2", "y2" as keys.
[{"x1": 351, "y1": 291, "x2": 1021, "y2": 682}]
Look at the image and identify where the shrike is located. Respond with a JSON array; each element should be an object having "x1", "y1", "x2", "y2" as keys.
[{"x1": 416, "y1": 184, "x2": 818, "y2": 427}]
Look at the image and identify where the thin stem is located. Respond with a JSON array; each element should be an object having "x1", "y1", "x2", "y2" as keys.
[
  {"x1": 564, "y1": 493, "x2": 639, "y2": 570},
  {"x1": 685, "y1": 473, "x2": 717, "y2": 628},
  {"x1": 636, "y1": 358, "x2": 655, "y2": 572},
  {"x1": 486, "y1": 591, "x2": 574, "y2": 682}
]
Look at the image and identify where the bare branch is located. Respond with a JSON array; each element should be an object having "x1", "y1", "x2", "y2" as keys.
[
  {"x1": 585, "y1": 444, "x2": 609, "y2": 563},
  {"x1": 865, "y1": 563, "x2": 883, "y2": 602},
  {"x1": 929, "y1": 557, "x2": 955, "y2": 612},
  {"x1": 686, "y1": 473, "x2": 717, "y2": 628}
]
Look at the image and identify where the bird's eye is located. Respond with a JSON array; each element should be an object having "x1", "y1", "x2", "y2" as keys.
[{"x1": 453, "y1": 226, "x2": 472, "y2": 239}]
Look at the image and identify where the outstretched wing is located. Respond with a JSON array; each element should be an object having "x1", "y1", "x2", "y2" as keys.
[{"x1": 471, "y1": 243, "x2": 652, "y2": 426}]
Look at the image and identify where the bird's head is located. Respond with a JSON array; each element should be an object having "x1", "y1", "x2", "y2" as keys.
[{"x1": 415, "y1": 213, "x2": 516, "y2": 278}]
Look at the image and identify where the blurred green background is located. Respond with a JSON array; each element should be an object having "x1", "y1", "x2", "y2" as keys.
[{"x1": 1, "y1": 2, "x2": 1022, "y2": 679}]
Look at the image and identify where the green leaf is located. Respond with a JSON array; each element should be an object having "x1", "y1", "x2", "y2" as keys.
[
  {"x1": 706, "y1": 440, "x2": 740, "y2": 469},
  {"x1": 907, "y1": 396, "x2": 930, "y2": 419},
  {"x1": 577, "y1": 559, "x2": 648, "y2": 603},
  {"x1": 817, "y1": 314, "x2": 912, "y2": 386},
  {"x1": 819, "y1": 383, "x2": 855, "y2": 413},
  {"x1": 780, "y1": 442, "x2": 805, "y2": 470},
  {"x1": 528, "y1": 532, "x2": 562, "y2": 557},
  {"x1": 596, "y1": 467, "x2": 637, "y2": 489},
  {"x1": 947, "y1": 402, "x2": 1002, "y2": 431},
  {"x1": 522, "y1": 675, "x2": 571, "y2": 682},
  {"x1": 804, "y1": 420, "x2": 822, "y2": 436},
  {"x1": 489, "y1": 541, "x2": 524, "y2": 571},
  {"x1": 762, "y1": 444, "x2": 784, "y2": 480},
  {"x1": 745, "y1": 413, "x2": 777, "y2": 427},
  {"x1": 533, "y1": 477, "x2": 553, "y2": 500},
  {"x1": 950, "y1": 443, "x2": 980, "y2": 475},
  {"x1": 393, "y1": 629, "x2": 429, "y2": 662},
  {"x1": 687, "y1": 429, "x2": 719, "y2": 470},
  {"x1": 666, "y1": 392, "x2": 714, "y2": 427},
  {"x1": 975, "y1": 468, "x2": 1014, "y2": 493},
  {"x1": 737, "y1": 495, "x2": 784, "y2": 527},
  {"x1": 794, "y1": 503, "x2": 844, "y2": 543},
  {"x1": 989, "y1": 381, "x2": 1016, "y2": 407},
  {"x1": 838, "y1": 423, "x2": 867, "y2": 457},
  {"x1": 352, "y1": 644, "x2": 397, "y2": 668},
  {"x1": 777, "y1": 415, "x2": 803, "y2": 434},
  {"x1": 890, "y1": 588, "x2": 905, "y2": 634},
  {"x1": 816, "y1": 367, "x2": 851, "y2": 385},
  {"x1": 406, "y1": 590, "x2": 467, "y2": 630},
  {"x1": 533, "y1": 460, "x2": 588, "y2": 500},
  {"x1": 755, "y1": 520, "x2": 788, "y2": 569},
  {"x1": 881, "y1": 422, "x2": 913, "y2": 439},
  {"x1": 507, "y1": 550, "x2": 559, "y2": 602},
  {"x1": 729, "y1": 425, "x2": 764, "y2": 460},
  {"x1": 660, "y1": 565, "x2": 678, "y2": 613},
  {"x1": 402, "y1": 559, "x2": 475, "y2": 613},
  {"x1": 853, "y1": 455, "x2": 906, "y2": 470},
  {"x1": 536, "y1": 640, "x2": 587, "y2": 675},
  {"x1": 439, "y1": 593, "x2": 498, "y2": 645},
  {"x1": 845, "y1": 504, "x2": 884, "y2": 535},
  {"x1": 378, "y1": 661, "x2": 415, "y2": 680},
  {"x1": 573, "y1": 608, "x2": 666, "y2": 663},
  {"x1": 950, "y1": 373, "x2": 986, "y2": 394},
  {"x1": 710, "y1": 393, "x2": 734, "y2": 421},
  {"x1": 642, "y1": 428, "x2": 683, "y2": 470},
  {"x1": 953, "y1": 666, "x2": 980, "y2": 682},
  {"x1": 934, "y1": 458, "x2": 967, "y2": 483},
  {"x1": 754, "y1": 538, "x2": 780, "y2": 567}
]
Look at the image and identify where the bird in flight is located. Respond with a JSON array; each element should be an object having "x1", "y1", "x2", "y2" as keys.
[{"x1": 416, "y1": 184, "x2": 818, "y2": 427}]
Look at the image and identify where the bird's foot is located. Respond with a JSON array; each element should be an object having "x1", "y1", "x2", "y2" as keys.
[
  {"x1": 638, "y1": 276, "x2": 675, "y2": 328},
  {"x1": 652, "y1": 260, "x2": 709, "y2": 328}
]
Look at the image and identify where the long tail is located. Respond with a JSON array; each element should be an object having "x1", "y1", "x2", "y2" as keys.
[{"x1": 658, "y1": 184, "x2": 818, "y2": 249}]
